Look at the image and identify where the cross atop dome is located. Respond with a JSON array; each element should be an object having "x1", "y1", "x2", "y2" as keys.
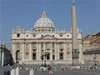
[
  {"x1": 72, "y1": 0, "x2": 75, "y2": 5},
  {"x1": 41, "y1": 10, "x2": 47, "y2": 18}
]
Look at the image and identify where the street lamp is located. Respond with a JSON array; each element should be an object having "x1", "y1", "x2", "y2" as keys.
[
  {"x1": 94, "y1": 53, "x2": 97, "y2": 66},
  {"x1": 41, "y1": 55, "x2": 44, "y2": 66},
  {"x1": 41, "y1": 52, "x2": 48, "y2": 67},
  {"x1": 44, "y1": 53, "x2": 47, "y2": 67}
]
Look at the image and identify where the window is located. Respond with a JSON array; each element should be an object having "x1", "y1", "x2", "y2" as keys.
[
  {"x1": 26, "y1": 35, "x2": 29, "y2": 37},
  {"x1": 32, "y1": 53, "x2": 36, "y2": 60},
  {"x1": 52, "y1": 55, "x2": 55, "y2": 60},
  {"x1": 59, "y1": 53, "x2": 63, "y2": 60},
  {"x1": 16, "y1": 50, "x2": 20, "y2": 63},
  {"x1": 67, "y1": 35, "x2": 69, "y2": 37},
  {"x1": 52, "y1": 29, "x2": 55, "y2": 32},
  {"x1": 17, "y1": 33, "x2": 20, "y2": 37},
  {"x1": 33, "y1": 34, "x2": 36, "y2": 37},
  {"x1": 38, "y1": 30, "x2": 40, "y2": 32},
  {"x1": 41, "y1": 35, "x2": 43, "y2": 37},
  {"x1": 47, "y1": 49, "x2": 50, "y2": 51},
  {"x1": 60, "y1": 49, "x2": 63, "y2": 52},
  {"x1": 46, "y1": 53, "x2": 50, "y2": 60},
  {"x1": 33, "y1": 49, "x2": 36, "y2": 52},
  {"x1": 60, "y1": 33, "x2": 63, "y2": 37}
]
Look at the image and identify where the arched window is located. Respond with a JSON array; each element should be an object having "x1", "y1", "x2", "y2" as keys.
[
  {"x1": 16, "y1": 50, "x2": 20, "y2": 63},
  {"x1": 17, "y1": 33, "x2": 20, "y2": 37}
]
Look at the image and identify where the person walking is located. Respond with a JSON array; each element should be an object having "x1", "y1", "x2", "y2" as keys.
[{"x1": 48, "y1": 65, "x2": 53, "y2": 75}]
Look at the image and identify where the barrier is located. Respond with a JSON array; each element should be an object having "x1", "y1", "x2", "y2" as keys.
[
  {"x1": 11, "y1": 69, "x2": 15, "y2": 75},
  {"x1": 16, "y1": 67, "x2": 19, "y2": 75},
  {"x1": 30, "y1": 68, "x2": 34, "y2": 75}
]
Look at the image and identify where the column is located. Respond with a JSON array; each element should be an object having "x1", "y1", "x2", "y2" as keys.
[
  {"x1": 64, "y1": 42, "x2": 66, "y2": 60},
  {"x1": 55, "y1": 43, "x2": 57, "y2": 60},
  {"x1": 38, "y1": 43, "x2": 41, "y2": 60},
  {"x1": 21, "y1": 44, "x2": 25, "y2": 63},
  {"x1": 43, "y1": 42, "x2": 46, "y2": 54},
  {"x1": 56, "y1": 43, "x2": 59, "y2": 60},
  {"x1": 37, "y1": 43, "x2": 39, "y2": 60},
  {"x1": 43, "y1": 42, "x2": 46, "y2": 64},
  {"x1": 2, "y1": 52, "x2": 4, "y2": 66},
  {"x1": 29, "y1": 43, "x2": 32, "y2": 60},
  {"x1": 50, "y1": 42, "x2": 52, "y2": 61},
  {"x1": 70, "y1": 44, "x2": 72, "y2": 61},
  {"x1": 12, "y1": 44, "x2": 16, "y2": 63}
]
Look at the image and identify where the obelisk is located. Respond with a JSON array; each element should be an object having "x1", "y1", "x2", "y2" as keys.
[{"x1": 72, "y1": 0, "x2": 79, "y2": 65}]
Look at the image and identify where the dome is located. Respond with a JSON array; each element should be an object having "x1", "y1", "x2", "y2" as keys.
[{"x1": 34, "y1": 10, "x2": 55, "y2": 29}]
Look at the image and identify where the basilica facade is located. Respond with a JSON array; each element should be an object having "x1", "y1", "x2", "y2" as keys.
[{"x1": 11, "y1": 3, "x2": 83, "y2": 65}]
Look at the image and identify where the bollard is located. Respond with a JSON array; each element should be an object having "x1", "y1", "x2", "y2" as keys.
[
  {"x1": 11, "y1": 69, "x2": 16, "y2": 75},
  {"x1": 16, "y1": 67, "x2": 19, "y2": 75},
  {"x1": 30, "y1": 68, "x2": 34, "y2": 75}
]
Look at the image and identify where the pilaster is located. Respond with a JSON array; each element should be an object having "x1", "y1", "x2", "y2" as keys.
[
  {"x1": 38, "y1": 43, "x2": 41, "y2": 60},
  {"x1": 29, "y1": 43, "x2": 32, "y2": 60},
  {"x1": 64, "y1": 42, "x2": 66, "y2": 60},
  {"x1": 56, "y1": 43, "x2": 59, "y2": 60},
  {"x1": 55, "y1": 43, "x2": 57, "y2": 60},
  {"x1": 37, "y1": 43, "x2": 39, "y2": 60},
  {"x1": 50, "y1": 42, "x2": 52, "y2": 61},
  {"x1": 21, "y1": 43, "x2": 25, "y2": 63}
]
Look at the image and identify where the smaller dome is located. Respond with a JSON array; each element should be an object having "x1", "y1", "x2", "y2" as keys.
[{"x1": 34, "y1": 10, "x2": 55, "y2": 29}]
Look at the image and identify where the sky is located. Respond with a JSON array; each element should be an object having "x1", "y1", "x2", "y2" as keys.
[{"x1": 0, "y1": 0, "x2": 100, "y2": 48}]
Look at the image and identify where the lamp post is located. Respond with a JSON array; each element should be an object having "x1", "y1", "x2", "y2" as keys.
[
  {"x1": 44, "y1": 53, "x2": 47, "y2": 67},
  {"x1": 94, "y1": 53, "x2": 97, "y2": 66},
  {"x1": 41, "y1": 52, "x2": 48, "y2": 67},
  {"x1": 41, "y1": 55, "x2": 44, "y2": 66}
]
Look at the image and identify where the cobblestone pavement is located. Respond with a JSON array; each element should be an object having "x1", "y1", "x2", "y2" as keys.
[
  {"x1": 1, "y1": 69, "x2": 100, "y2": 75},
  {"x1": 0, "y1": 66, "x2": 100, "y2": 75},
  {"x1": 34, "y1": 70, "x2": 100, "y2": 75}
]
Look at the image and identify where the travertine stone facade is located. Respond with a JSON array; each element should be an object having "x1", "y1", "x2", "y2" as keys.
[
  {"x1": 11, "y1": 4, "x2": 83, "y2": 65},
  {"x1": 83, "y1": 32, "x2": 100, "y2": 64}
]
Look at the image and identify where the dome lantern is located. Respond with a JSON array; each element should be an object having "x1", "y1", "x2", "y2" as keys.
[{"x1": 41, "y1": 10, "x2": 47, "y2": 18}]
